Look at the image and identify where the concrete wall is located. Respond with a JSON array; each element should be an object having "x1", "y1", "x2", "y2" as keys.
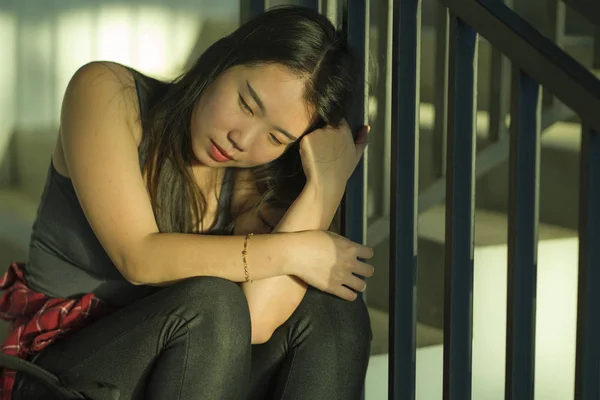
[{"x1": 0, "y1": 0, "x2": 239, "y2": 198}]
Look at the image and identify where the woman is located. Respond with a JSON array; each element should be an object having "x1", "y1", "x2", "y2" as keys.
[{"x1": 1, "y1": 5, "x2": 374, "y2": 400}]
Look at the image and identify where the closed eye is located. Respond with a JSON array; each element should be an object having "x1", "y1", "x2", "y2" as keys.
[
  {"x1": 239, "y1": 94, "x2": 253, "y2": 115},
  {"x1": 269, "y1": 133, "x2": 284, "y2": 145}
]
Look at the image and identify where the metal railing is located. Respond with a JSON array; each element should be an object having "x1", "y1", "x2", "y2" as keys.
[
  {"x1": 247, "y1": 0, "x2": 599, "y2": 399},
  {"x1": 243, "y1": 3, "x2": 369, "y2": 400},
  {"x1": 390, "y1": 0, "x2": 600, "y2": 399}
]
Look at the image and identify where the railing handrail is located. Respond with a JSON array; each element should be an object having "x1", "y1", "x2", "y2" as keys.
[{"x1": 441, "y1": 0, "x2": 600, "y2": 131}]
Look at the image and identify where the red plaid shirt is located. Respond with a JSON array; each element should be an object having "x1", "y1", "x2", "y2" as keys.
[{"x1": 0, "y1": 262, "x2": 115, "y2": 400}]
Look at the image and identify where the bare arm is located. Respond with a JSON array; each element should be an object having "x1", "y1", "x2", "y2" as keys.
[
  {"x1": 58, "y1": 61, "x2": 297, "y2": 287},
  {"x1": 234, "y1": 182, "x2": 345, "y2": 343}
]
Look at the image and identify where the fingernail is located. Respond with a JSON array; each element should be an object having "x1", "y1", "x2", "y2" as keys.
[
  {"x1": 366, "y1": 125, "x2": 371, "y2": 133},
  {"x1": 362, "y1": 283, "x2": 367, "y2": 292}
]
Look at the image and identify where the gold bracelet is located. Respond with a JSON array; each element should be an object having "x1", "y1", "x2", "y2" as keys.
[{"x1": 242, "y1": 233, "x2": 253, "y2": 283}]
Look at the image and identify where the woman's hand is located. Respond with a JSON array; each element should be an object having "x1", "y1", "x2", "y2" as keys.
[
  {"x1": 299, "y1": 120, "x2": 369, "y2": 192},
  {"x1": 286, "y1": 230, "x2": 375, "y2": 301}
]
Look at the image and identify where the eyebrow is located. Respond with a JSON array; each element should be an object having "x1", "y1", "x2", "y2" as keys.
[{"x1": 246, "y1": 80, "x2": 298, "y2": 141}]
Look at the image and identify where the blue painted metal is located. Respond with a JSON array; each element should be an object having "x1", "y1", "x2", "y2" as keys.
[
  {"x1": 299, "y1": 0, "x2": 321, "y2": 11},
  {"x1": 342, "y1": 0, "x2": 368, "y2": 246},
  {"x1": 505, "y1": 70, "x2": 541, "y2": 400},
  {"x1": 342, "y1": 3, "x2": 368, "y2": 400},
  {"x1": 443, "y1": 16, "x2": 477, "y2": 400},
  {"x1": 433, "y1": 2, "x2": 449, "y2": 178},
  {"x1": 240, "y1": 0, "x2": 265, "y2": 22},
  {"x1": 389, "y1": 0, "x2": 421, "y2": 398},
  {"x1": 575, "y1": 127, "x2": 600, "y2": 400},
  {"x1": 471, "y1": 0, "x2": 600, "y2": 131}
]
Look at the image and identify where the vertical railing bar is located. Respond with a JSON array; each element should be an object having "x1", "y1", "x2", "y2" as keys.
[
  {"x1": 574, "y1": 125, "x2": 600, "y2": 400},
  {"x1": 443, "y1": 15, "x2": 477, "y2": 400},
  {"x1": 504, "y1": 69, "x2": 541, "y2": 400},
  {"x1": 574, "y1": 28, "x2": 600, "y2": 400},
  {"x1": 239, "y1": 0, "x2": 265, "y2": 24},
  {"x1": 383, "y1": 0, "x2": 394, "y2": 217},
  {"x1": 343, "y1": 3, "x2": 369, "y2": 398},
  {"x1": 299, "y1": 0, "x2": 323, "y2": 12},
  {"x1": 433, "y1": 1, "x2": 449, "y2": 177},
  {"x1": 593, "y1": 28, "x2": 600, "y2": 70},
  {"x1": 541, "y1": 0, "x2": 565, "y2": 108},
  {"x1": 488, "y1": 0, "x2": 512, "y2": 142},
  {"x1": 389, "y1": 0, "x2": 421, "y2": 398},
  {"x1": 343, "y1": 0, "x2": 369, "y2": 250},
  {"x1": 488, "y1": 49, "x2": 510, "y2": 142}
]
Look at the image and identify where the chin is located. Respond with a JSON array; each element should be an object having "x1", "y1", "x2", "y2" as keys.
[{"x1": 189, "y1": 146, "x2": 210, "y2": 167}]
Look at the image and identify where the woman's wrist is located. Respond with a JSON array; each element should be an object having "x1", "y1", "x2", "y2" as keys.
[
  {"x1": 305, "y1": 178, "x2": 346, "y2": 200},
  {"x1": 278, "y1": 231, "x2": 307, "y2": 276},
  {"x1": 302, "y1": 181, "x2": 345, "y2": 224},
  {"x1": 272, "y1": 183, "x2": 344, "y2": 277}
]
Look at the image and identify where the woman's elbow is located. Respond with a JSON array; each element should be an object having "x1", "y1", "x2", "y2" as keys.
[{"x1": 250, "y1": 316, "x2": 275, "y2": 345}]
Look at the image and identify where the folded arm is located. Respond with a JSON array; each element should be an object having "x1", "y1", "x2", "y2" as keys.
[{"x1": 234, "y1": 182, "x2": 345, "y2": 343}]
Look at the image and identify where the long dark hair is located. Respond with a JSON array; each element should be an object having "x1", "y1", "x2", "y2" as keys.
[{"x1": 138, "y1": 5, "x2": 360, "y2": 233}]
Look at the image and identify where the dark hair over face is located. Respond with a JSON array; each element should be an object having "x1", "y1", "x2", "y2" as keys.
[{"x1": 140, "y1": 5, "x2": 360, "y2": 233}]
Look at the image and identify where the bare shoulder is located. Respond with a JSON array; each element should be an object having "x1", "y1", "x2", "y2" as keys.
[
  {"x1": 63, "y1": 61, "x2": 141, "y2": 140},
  {"x1": 54, "y1": 61, "x2": 142, "y2": 177}
]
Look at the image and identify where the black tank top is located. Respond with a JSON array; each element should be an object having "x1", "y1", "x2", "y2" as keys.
[{"x1": 23, "y1": 68, "x2": 234, "y2": 307}]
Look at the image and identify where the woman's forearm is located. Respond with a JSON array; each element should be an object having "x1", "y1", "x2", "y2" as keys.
[
  {"x1": 239, "y1": 182, "x2": 344, "y2": 342},
  {"x1": 273, "y1": 182, "x2": 344, "y2": 234},
  {"x1": 128, "y1": 232, "x2": 294, "y2": 286}
]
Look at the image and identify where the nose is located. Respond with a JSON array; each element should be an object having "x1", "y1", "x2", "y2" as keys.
[
  {"x1": 227, "y1": 131, "x2": 245, "y2": 152},
  {"x1": 227, "y1": 129, "x2": 255, "y2": 153}
]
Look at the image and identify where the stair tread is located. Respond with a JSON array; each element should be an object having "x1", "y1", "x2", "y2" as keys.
[
  {"x1": 418, "y1": 205, "x2": 577, "y2": 246},
  {"x1": 368, "y1": 307, "x2": 443, "y2": 356}
]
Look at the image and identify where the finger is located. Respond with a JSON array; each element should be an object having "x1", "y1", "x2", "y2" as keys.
[
  {"x1": 333, "y1": 285, "x2": 359, "y2": 301},
  {"x1": 357, "y1": 245, "x2": 374, "y2": 260},
  {"x1": 345, "y1": 275, "x2": 368, "y2": 293},
  {"x1": 354, "y1": 262, "x2": 375, "y2": 278},
  {"x1": 355, "y1": 126, "x2": 370, "y2": 159},
  {"x1": 354, "y1": 125, "x2": 370, "y2": 144}
]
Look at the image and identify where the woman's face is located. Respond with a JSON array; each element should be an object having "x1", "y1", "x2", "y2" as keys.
[{"x1": 190, "y1": 64, "x2": 314, "y2": 168}]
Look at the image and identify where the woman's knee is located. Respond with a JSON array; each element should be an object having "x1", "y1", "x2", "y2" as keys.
[
  {"x1": 331, "y1": 291, "x2": 373, "y2": 347},
  {"x1": 162, "y1": 276, "x2": 251, "y2": 343},
  {"x1": 298, "y1": 287, "x2": 373, "y2": 347}
]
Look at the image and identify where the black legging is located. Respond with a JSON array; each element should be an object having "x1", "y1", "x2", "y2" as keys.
[{"x1": 12, "y1": 277, "x2": 372, "y2": 399}]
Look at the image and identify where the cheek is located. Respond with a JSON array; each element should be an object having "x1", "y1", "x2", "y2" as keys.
[
  {"x1": 194, "y1": 99, "x2": 237, "y2": 139},
  {"x1": 189, "y1": 107, "x2": 205, "y2": 146},
  {"x1": 245, "y1": 144, "x2": 287, "y2": 166}
]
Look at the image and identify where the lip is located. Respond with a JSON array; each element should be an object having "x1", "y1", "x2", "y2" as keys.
[{"x1": 209, "y1": 140, "x2": 234, "y2": 162}]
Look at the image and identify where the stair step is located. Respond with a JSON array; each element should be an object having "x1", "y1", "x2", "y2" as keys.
[
  {"x1": 418, "y1": 204, "x2": 577, "y2": 246},
  {"x1": 368, "y1": 307, "x2": 443, "y2": 356}
]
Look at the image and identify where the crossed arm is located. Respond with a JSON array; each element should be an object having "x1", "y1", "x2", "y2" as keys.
[{"x1": 233, "y1": 182, "x2": 344, "y2": 344}]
